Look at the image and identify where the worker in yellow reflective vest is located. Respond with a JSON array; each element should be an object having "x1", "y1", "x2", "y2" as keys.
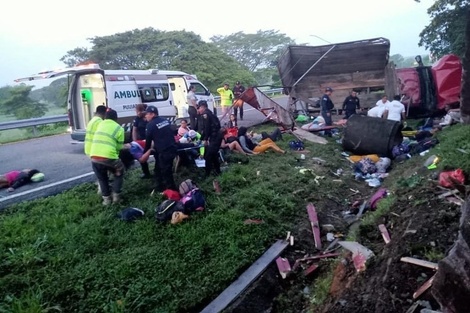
[
  {"x1": 89, "y1": 109, "x2": 125, "y2": 205},
  {"x1": 217, "y1": 83, "x2": 234, "y2": 117},
  {"x1": 84, "y1": 105, "x2": 107, "y2": 156}
]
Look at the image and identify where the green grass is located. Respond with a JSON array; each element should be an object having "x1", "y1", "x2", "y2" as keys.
[{"x1": 0, "y1": 128, "x2": 343, "y2": 313}]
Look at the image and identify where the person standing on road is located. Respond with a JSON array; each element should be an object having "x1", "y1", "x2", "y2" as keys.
[
  {"x1": 319, "y1": 87, "x2": 334, "y2": 136},
  {"x1": 140, "y1": 106, "x2": 178, "y2": 191},
  {"x1": 187, "y1": 85, "x2": 199, "y2": 130},
  {"x1": 217, "y1": 83, "x2": 234, "y2": 117},
  {"x1": 89, "y1": 109, "x2": 125, "y2": 205},
  {"x1": 84, "y1": 105, "x2": 107, "y2": 156},
  {"x1": 383, "y1": 95, "x2": 406, "y2": 123},
  {"x1": 197, "y1": 100, "x2": 222, "y2": 177},
  {"x1": 232, "y1": 81, "x2": 246, "y2": 120},
  {"x1": 342, "y1": 91, "x2": 360, "y2": 119},
  {"x1": 132, "y1": 103, "x2": 151, "y2": 179}
]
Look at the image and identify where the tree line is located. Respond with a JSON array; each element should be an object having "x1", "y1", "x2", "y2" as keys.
[{"x1": 0, "y1": 1, "x2": 467, "y2": 120}]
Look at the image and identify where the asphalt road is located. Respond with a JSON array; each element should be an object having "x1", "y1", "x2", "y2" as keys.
[{"x1": 0, "y1": 99, "x2": 286, "y2": 208}]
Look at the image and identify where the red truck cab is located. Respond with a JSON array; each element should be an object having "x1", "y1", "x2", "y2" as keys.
[{"x1": 397, "y1": 54, "x2": 462, "y2": 117}]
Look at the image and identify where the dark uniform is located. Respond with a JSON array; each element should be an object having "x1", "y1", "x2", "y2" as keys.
[
  {"x1": 144, "y1": 116, "x2": 177, "y2": 191},
  {"x1": 133, "y1": 115, "x2": 151, "y2": 177},
  {"x1": 232, "y1": 82, "x2": 246, "y2": 120},
  {"x1": 199, "y1": 107, "x2": 222, "y2": 177},
  {"x1": 320, "y1": 94, "x2": 334, "y2": 125},
  {"x1": 342, "y1": 95, "x2": 360, "y2": 119}
]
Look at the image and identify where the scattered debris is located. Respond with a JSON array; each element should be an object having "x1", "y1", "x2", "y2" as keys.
[
  {"x1": 276, "y1": 257, "x2": 292, "y2": 279},
  {"x1": 213, "y1": 180, "x2": 221, "y2": 194},
  {"x1": 307, "y1": 203, "x2": 322, "y2": 250},
  {"x1": 378, "y1": 224, "x2": 391, "y2": 244},
  {"x1": 413, "y1": 274, "x2": 436, "y2": 299},
  {"x1": 437, "y1": 189, "x2": 459, "y2": 199},
  {"x1": 243, "y1": 219, "x2": 264, "y2": 225},
  {"x1": 338, "y1": 241, "x2": 375, "y2": 272},
  {"x1": 322, "y1": 224, "x2": 336, "y2": 232},
  {"x1": 303, "y1": 264, "x2": 319, "y2": 277},
  {"x1": 326, "y1": 233, "x2": 335, "y2": 242},
  {"x1": 400, "y1": 257, "x2": 439, "y2": 270}
]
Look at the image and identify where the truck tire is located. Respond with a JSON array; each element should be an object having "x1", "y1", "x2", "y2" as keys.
[{"x1": 342, "y1": 115, "x2": 403, "y2": 158}]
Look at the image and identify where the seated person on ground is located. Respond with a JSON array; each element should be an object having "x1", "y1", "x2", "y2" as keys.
[
  {"x1": 177, "y1": 119, "x2": 190, "y2": 138},
  {"x1": 0, "y1": 169, "x2": 42, "y2": 192},
  {"x1": 238, "y1": 126, "x2": 285, "y2": 154},
  {"x1": 220, "y1": 128, "x2": 249, "y2": 155},
  {"x1": 177, "y1": 130, "x2": 205, "y2": 161}
]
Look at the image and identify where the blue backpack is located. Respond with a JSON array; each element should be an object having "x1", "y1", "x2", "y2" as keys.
[{"x1": 289, "y1": 140, "x2": 305, "y2": 151}]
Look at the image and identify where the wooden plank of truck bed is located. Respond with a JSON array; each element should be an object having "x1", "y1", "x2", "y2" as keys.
[
  {"x1": 200, "y1": 240, "x2": 289, "y2": 313},
  {"x1": 307, "y1": 203, "x2": 322, "y2": 250}
]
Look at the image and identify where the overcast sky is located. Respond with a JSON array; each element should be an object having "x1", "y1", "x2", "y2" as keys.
[{"x1": 0, "y1": 0, "x2": 434, "y2": 88}]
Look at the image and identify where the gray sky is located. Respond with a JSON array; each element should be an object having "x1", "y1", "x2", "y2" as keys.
[{"x1": 0, "y1": 0, "x2": 433, "y2": 88}]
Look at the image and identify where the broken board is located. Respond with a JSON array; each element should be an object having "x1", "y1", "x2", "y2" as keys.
[
  {"x1": 200, "y1": 240, "x2": 289, "y2": 313},
  {"x1": 293, "y1": 128, "x2": 328, "y2": 144},
  {"x1": 307, "y1": 203, "x2": 322, "y2": 250}
]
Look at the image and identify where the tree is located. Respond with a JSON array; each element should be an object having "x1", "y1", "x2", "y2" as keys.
[
  {"x1": 0, "y1": 85, "x2": 47, "y2": 119},
  {"x1": 418, "y1": 0, "x2": 469, "y2": 58},
  {"x1": 61, "y1": 28, "x2": 255, "y2": 92},
  {"x1": 210, "y1": 30, "x2": 295, "y2": 85}
]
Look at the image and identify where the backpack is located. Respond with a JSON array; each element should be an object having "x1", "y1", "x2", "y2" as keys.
[
  {"x1": 155, "y1": 200, "x2": 185, "y2": 222},
  {"x1": 289, "y1": 140, "x2": 305, "y2": 151},
  {"x1": 180, "y1": 188, "x2": 206, "y2": 214},
  {"x1": 179, "y1": 179, "x2": 197, "y2": 196},
  {"x1": 391, "y1": 143, "x2": 410, "y2": 158}
]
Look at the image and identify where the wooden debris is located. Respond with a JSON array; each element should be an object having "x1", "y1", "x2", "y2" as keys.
[
  {"x1": 307, "y1": 203, "x2": 322, "y2": 250},
  {"x1": 323, "y1": 238, "x2": 340, "y2": 254},
  {"x1": 413, "y1": 274, "x2": 436, "y2": 299},
  {"x1": 447, "y1": 196, "x2": 464, "y2": 206},
  {"x1": 400, "y1": 257, "x2": 439, "y2": 270},
  {"x1": 276, "y1": 257, "x2": 292, "y2": 279},
  {"x1": 200, "y1": 240, "x2": 289, "y2": 313},
  {"x1": 437, "y1": 189, "x2": 459, "y2": 199},
  {"x1": 378, "y1": 224, "x2": 391, "y2": 244},
  {"x1": 296, "y1": 252, "x2": 341, "y2": 263},
  {"x1": 303, "y1": 264, "x2": 319, "y2": 277},
  {"x1": 290, "y1": 235, "x2": 294, "y2": 246}
]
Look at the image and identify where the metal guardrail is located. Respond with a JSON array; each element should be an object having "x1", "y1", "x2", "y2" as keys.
[
  {"x1": 0, "y1": 115, "x2": 68, "y2": 131},
  {"x1": 0, "y1": 88, "x2": 284, "y2": 132}
]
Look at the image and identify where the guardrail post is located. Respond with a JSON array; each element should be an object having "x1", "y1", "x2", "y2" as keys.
[{"x1": 32, "y1": 126, "x2": 38, "y2": 137}]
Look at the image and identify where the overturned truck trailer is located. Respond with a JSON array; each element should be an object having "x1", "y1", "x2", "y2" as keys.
[{"x1": 277, "y1": 37, "x2": 393, "y2": 111}]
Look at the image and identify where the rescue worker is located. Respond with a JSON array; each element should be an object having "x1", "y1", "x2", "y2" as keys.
[
  {"x1": 342, "y1": 90, "x2": 360, "y2": 119},
  {"x1": 197, "y1": 100, "x2": 222, "y2": 177},
  {"x1": 140, "y1": 105, "x2": 178, "y2": 191},
  {"x1": 84, "y1": 105, "x2": 107, "y2": 156},
  {"x1": 187, "y1": 85, "x2": 198, "y2": 129},
  {"x1": 89, "y1": 109, "x2": 125, "y2": 205},
  {"x1": 217, "y1": 83, "x2": 234, "y2": 116},
  {"x1": 320, "y1": 87, "x2": 334, "y2": 136},
  {"x1": 232, "y1": 81, "x2": 246, "y2": 120}
]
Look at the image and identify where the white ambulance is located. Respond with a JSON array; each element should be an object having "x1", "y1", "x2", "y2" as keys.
[{"x1": 15, "y1": 64, "x2": 216, "y2": 142}]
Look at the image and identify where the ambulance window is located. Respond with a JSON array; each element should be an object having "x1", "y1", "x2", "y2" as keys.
[
  {"x1": 169, "y1": 83, "x2": 176, "y2": 91},
  {"x1": 138, "y1": 84, "x2": 170, "y2": 103},
  {"x1": 191, "y1": 83, "x2": 208, "y2": 96}
]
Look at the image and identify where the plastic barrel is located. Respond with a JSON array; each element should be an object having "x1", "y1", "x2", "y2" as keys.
[{"x1": 342, "y1": 115, "x2": 403, "y2": 157}]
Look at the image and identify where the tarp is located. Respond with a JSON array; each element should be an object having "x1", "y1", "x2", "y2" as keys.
[{"x1": 237, "y1": 87, "x2": 295, "y2": 130}]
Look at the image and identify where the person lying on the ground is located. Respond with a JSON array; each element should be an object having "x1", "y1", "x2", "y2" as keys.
[
  {"x1": 0, "y1": 169, "x2": 41, "y2": 192},
  {"x1": 440, "y1": 105, "x2": 462, "y2": 126},
  {"x1": 238, "y1": 126, "x2": 285, "y2": 154},
  {"x1": 220, "y1": 128, "x2": 250, "y2": 155},
  {"x1": 249, "y1": 127, "x2": 283, "y2": 142},
  {"x1": 119, "y1": 140, "x2": 155, "y2": 172}
]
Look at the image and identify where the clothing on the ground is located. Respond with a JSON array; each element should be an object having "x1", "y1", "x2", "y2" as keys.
[{"x1": 84, "y1": 115, "x2": 103, "y2": 156}]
